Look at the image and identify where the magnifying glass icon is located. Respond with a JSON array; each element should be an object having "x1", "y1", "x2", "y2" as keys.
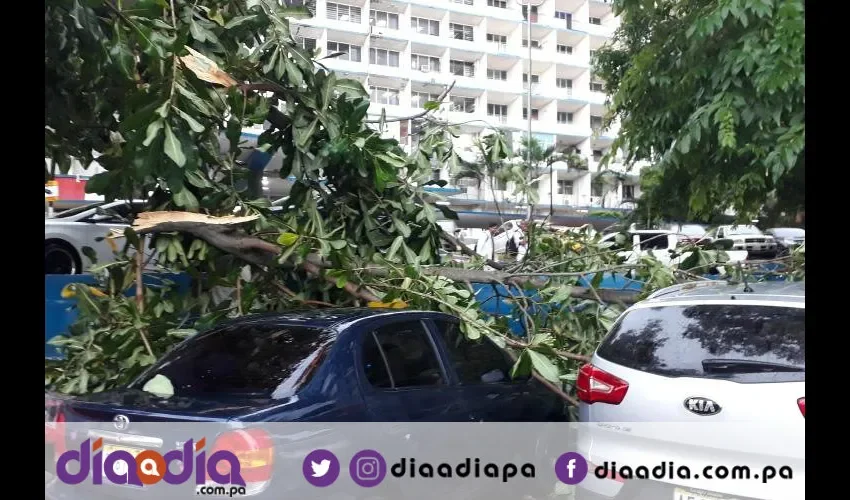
[{"x1": 140, "y1": 458, "x2": 160, "y2": 476}]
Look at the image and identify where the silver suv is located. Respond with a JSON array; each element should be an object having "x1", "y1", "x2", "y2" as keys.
[{"x1": 576, "y1": 281, "x2": 805, "y2": 500}]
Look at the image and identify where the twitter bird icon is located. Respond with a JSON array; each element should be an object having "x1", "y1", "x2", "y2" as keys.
[
  {"x1": 312, "y1": 459, "x2": 331, "y2": 477},
  {"x1": 303, "y1": 450, "x2": 340, "y2": 487}
]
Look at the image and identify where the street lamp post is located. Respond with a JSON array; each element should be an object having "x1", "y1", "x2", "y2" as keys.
[{"x1": 517, "y1": 0, "x2": 545, "y2": 221}]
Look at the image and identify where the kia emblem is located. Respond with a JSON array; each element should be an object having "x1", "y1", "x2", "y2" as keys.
[
  {"x1": 684, "y1": 397, "x2": 722, "y2": 416},
  {"x1": 113, "y1": 414, "x2": 130, "y2": 430}
]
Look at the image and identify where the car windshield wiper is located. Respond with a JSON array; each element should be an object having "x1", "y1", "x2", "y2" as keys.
[{"x1": 702, "y1": 359, "x2": 804, "y2": 373}]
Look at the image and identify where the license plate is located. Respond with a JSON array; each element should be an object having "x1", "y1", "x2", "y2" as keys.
[
  {"x1": 102, "y1": 444, "x2": 144, "y2": 457},
  {"x1": 673, "y1": 487, "x2": 736, "y2": 500}
]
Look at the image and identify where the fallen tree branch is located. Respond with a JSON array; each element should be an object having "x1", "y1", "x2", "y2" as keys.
[
  {"x1": 438, "y1": 229, "x2": 506, "y2": 271},
  {"x1": 364, "y1": 81, "x2": 456, "y2": 124}
]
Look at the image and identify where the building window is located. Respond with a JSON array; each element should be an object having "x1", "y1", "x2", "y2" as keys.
[
  {"x1": 591, "y1": 181, "x2": 604, "y2": 197},
  {"x1": 411, "y1": 17, "x2": 440, "y2": 36},
  {"x1": 326, "y1": 3, "x2": 362, "y2": 23},
  {"x1": 521, "y1": 5, "x2": 538, "y2": 22},
  {"x1": 557, "y1": 180, "x2": 574, "y2": 195},
  {"x1": 592, "y1": 149, "x2": 604, "y2": 161},
  {"x1": 370, "y1": 86, "x2": 400, "y2": 106},
  {"x1": 557, "y1": 111, "x2": 573, "y2": 124},
  {"x1": 450, "y1": 59, "x2": 475, "y2": 77},
  {"x1": 522, "y1": 108, "x2": 539, "y2": 120},
  {"x1": 411, "y1": 54, "x2": 441, "y2": 73},
  {"x1": 369, "y1": 10, "x2": 399, "y2": 29},
  {"x1": 487, "y1": 69, "x2": 507, "y2": 81},
  {"x1": 556, "y1": 78, "x2": 573, "y2": 89},
  {"x1": 486, "y1": 33, "x2": 507, "y2": 50},
  {"x1": 449, "y1": 23, "x2": 474, "y2": 42},
  {"x1": 556, "y1": 44, "x2": 573, "y2": 55},
  {"x1": 297, "y1": 37, "x2": 317, "y2": 52},
  {"x1": 589, "y1": 17, "x2": 602, "y2": 25},
  {"x1": 487, "y1": 103, "x2": 508, "y2": 123},
  {"x1": 623, "y1": 184, "x2": 635, "y2": 200},
  {"x1": 590, "y1": 50, "x2": 597, "y2": 59},
  {"x1": 369, "y1": 48, "x2": 400, "y2": 67},
  {"x1": 521, "y1": 39, "x2": 541, "y2": 49},
  {"x1": 452, "y1": 0, "x2": 473, "y2": 4},
  {"x1": 411, "y1": 91, "x2": 442, "y2": 109},
  {"x1": 487, "y1": 0, "x2": 507, "y2": 7},
  {"x1": 591, "y1": 81, "x2": 605, "y2": 92},
  {"x1": 523, "y1": 73, "x2": 540, "y2": 84},
  {"x1": 327, "y1": 41, "x2": 362, "y2": 62},
  {"x1": 450, "y1": 96, "x2": 476, "y2": 113},
  {"x1": 555, "y1": 11, "x2": 573, "y2": 29},
  {"x1": 495, "y1": 177, "x2": 508, "y2": 190},
  {"x1": 590, "y1": 115, "x2": 604, "y2": 129}
]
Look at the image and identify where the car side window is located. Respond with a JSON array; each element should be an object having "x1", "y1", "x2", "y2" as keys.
[
  {"x1": 361, "y1": 321, "x2": 445, "y2": 389},
  {"x1": 716, "y1": 228, "x2": 724, "y2": 238},
  {"x1": 436, "y1": 321, "x2": 512, "y2": 384}
]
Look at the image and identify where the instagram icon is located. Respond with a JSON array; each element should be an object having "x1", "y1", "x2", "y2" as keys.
[{"x1": 349, "y1": 450, "x2": 386, "y2": 487}]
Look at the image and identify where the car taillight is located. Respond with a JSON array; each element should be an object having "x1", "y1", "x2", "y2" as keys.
[
  {"x1": 576, "y1": 364, "x2": 629, "y2": 405},
  {"x1": 797, "y1": 397, "x2": 805, "y2": 417},
  {"x1": 212, "y1": 428, "x2": 274, "y2": 483},
  {"x1": 45, "y1": 397, "x2": 67, "y2": 456}
]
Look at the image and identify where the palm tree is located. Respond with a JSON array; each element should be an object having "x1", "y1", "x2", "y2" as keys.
[
  {"x1": 513, "y1": 137, "x2": 579, "y2": 219},
  {"x1": 452, "y1": 132, "x2": 512, "y2": 222}
]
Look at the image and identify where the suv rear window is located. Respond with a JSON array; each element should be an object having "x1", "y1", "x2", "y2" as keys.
[
  {"x1": 133, "y1": 324, "x2": 334, "y2": 398},
  {"x1": 596, "y1": 305, "x2": 805, "y2": 381}
]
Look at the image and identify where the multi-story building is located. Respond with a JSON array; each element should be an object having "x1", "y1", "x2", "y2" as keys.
[{"x1": 287, "y1": 0, "x2": 644, "y2": 216}]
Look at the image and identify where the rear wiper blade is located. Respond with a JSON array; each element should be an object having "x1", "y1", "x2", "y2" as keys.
[{"x1": 702, "y1": 359, "x2": 804, "y2": 373}]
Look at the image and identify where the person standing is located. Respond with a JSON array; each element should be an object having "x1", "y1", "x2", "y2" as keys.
[
  {"x1": 476, "y1": 223, "x2": 499, "y2": 262},
  {"x1": 516, "y1": 221, "x2": 529, "y2": 262}
]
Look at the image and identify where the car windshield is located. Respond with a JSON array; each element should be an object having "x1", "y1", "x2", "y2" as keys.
[
  {"x1": 725, "y1": 225, "x2": 762, "y2": 235},
  {"x1": 131, "y1": 324, "x2": 335, "y2": 399},
  {"x1": 678, "y1": 224, "x2": 706, "y2": 237},
  {"x1": 596, "y1": 304, "x2": 804, "y2": 382},
  {"x1": 771, "y1": 228, "x2": 805, "y2": 238},
  {"x1": 51, "y1": 202, "x2": 106, "y2": 218}
]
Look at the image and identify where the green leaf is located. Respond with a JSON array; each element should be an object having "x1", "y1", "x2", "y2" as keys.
[
  {"x1": 225, "y1": 15, "x2": 257, "y2": 29},
  {"x1": 528, "y1": 350, "x2": 560, "y2": 384},
  {"x1": 335, "y1": 78, "x2": 368, "y2": 99},
  {"x1": 391, "y1": 215, "x2": 412, "y2": 238},
  {"x1": 163, "y1": 124, "x2": 186, "y2": 167},
  {"x1": 510, "y1": 351, "x2": 532, "y2": 380},
  {"x1": 423, "y1": 100, "x2": 440, "y2": 111},
  {"x1": 141, "y1": 374, "x2": 174, "y2": 398},
  {"x1": 172, "y1": 186, "x2": 199, "y2": 210},
  {"x1": 278, "y1": 232, "x2": 299, "y2": 246},
  {"x1": 143, "y1": 120, "x2": 164, "y2": 147},
  {"x1": 174, "y1": 107, "x2": 205, "y2": 133},
  {"x1": 386, "y1": 236, "x2": 404, "y2": 261},
  {"x1": 329, "y1": 240, "x2": 348, "y2": 250}
]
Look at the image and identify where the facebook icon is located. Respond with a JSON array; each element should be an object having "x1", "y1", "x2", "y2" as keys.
[{"x1": 555, "y1": 452, "x2": 589, "y2": 485}]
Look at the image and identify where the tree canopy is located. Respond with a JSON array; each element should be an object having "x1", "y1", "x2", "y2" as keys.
[{"x1": 595, "y1": 0, "x2": 804, "y2": 221}]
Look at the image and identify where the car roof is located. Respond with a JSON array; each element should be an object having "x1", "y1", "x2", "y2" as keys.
[
  {"x1": 643, "y1": 281, "x2": 804, "y2": 305},
  {"x1": 207, "y1": 308, "x2": 457, "y2": 333}
]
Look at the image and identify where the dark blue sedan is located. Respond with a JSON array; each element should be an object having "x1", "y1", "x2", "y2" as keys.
[
  {"x1": 50, "y1": 308, "x2": 568, "y2": 423},
  {"x1": 46, "y1": 309, "x2": 568, "y2": 500}
]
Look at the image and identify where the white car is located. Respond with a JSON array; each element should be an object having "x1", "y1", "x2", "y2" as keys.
[
  {"x1": 576, "y1": 281, "x2": 805, "y2": 500},
  {"x1": 703, "y1": 225, "x2": 778, "y2": 258},
  {"x1": 598, "y1": 229, "x2": 748, "y2": 269},
  {"x1": 44, "y1": 200, "x2": 147, "y2": 274}
]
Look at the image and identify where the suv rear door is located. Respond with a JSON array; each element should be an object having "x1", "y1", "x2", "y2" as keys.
[
  {"x1": 579, "y1": 300, "x2": 804, "y2": 497},
  {"x1": 584, "y1": 301, "x2": 804, "y2": 422}
]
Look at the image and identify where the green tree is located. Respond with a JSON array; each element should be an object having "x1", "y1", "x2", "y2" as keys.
[{"x1": 595, "y1": 0, "x2": 804, "y2": 220}]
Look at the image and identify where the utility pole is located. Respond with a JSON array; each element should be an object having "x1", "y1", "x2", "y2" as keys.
[{"x1": 518, "y1": 0, "x2": 545, "y2": 221}]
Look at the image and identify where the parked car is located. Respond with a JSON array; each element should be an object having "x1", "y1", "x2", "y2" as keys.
[
  {"x1": 662, "y1": 222, "x2": 707, "y2": 245},
  {"x1": 44, "y1": 200, "x2": 148, "y2": 274},
  {"x1": 765, "y1": 227, "x2": 805, "y2": 255},
  {"x1": 598, "y1": 229, "x2": 748, "y2": 269},
  {"x1": 701, "y1": 225, "x2": 777, "y2": 258},
  {"x1": 576, "y1": 281, "x2": 805, "y2": 500},
  {"x1": 45, "y1": 309, "x2": 567, "y2": 498}
]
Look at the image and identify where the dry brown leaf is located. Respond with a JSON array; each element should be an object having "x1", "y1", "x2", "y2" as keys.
[{"x1": 179, "y1": 47, "x2": 238, "y2": 87}]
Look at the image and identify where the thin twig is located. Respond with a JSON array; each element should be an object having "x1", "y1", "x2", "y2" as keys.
[{"x1": 364, "y1": 81, "x2": 456, "y2": 123}]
